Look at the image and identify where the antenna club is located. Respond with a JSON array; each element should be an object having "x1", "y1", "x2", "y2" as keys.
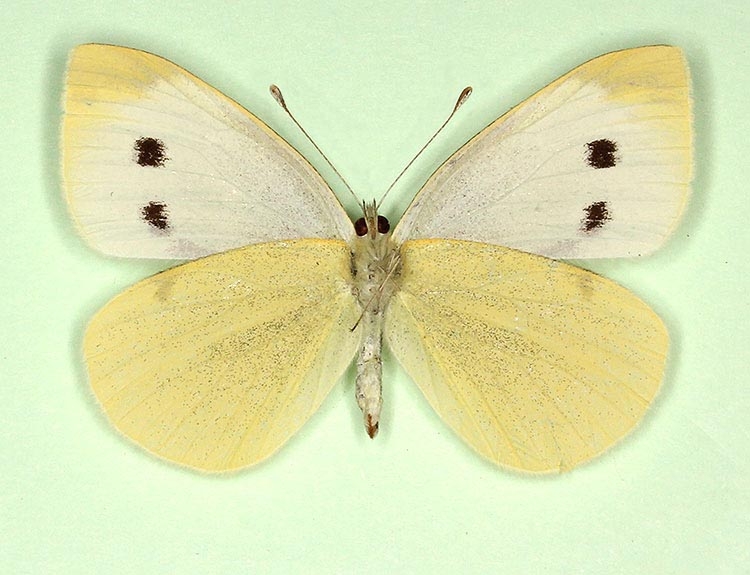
[
  {"x1": 269, "y1": 84, "x2": 288, "y2": 109},
  {"x1": 271, "y1": 84, "x2": 359, "y2": 202},
  {"x1": 455, "y1": 86, "x2": 473, "y2": 111},
  {"x1": 377, "y1": 85, "x2": 474, "y2": 209}
]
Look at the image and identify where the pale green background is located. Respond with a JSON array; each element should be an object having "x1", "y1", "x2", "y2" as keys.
[{"x1": 2, "y1": 1, "x2": 747, "y2": 573}]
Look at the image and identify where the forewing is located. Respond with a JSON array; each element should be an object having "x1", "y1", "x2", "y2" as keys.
[
  {"x1": 385, "y1": 239, "x2": 667, "y2": 472},
  {"x1": 84, "y1": 239, "x2": 359, "y2": 471},
  {"x1": 62, "y1": 44, "x2": 352, "y2": 259},
  {"x1": 393, "y1": 46, "x2": 692, "y2": 259}
]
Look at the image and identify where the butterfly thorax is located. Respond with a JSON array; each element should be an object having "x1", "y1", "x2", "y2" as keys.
[{"x1": 350, "y1": 202, "x2": 400, "y2": 438}]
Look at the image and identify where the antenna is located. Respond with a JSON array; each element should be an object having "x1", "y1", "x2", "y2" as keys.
[
  {"x1": 270, "y1": 85, "x2": 360, "y2": 205},
  {"x1": 270, "y1": 84, "x2": 473, "y2": 212},
  {"x1": 377, "y1": 86, "x2": 472, "y2": 209}
]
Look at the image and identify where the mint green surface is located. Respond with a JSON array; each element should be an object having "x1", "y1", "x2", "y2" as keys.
[{"x1": 2, "y1": 1, "x2": 747, "y2": 573}]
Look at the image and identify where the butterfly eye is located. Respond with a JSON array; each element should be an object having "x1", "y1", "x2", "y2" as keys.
[
  {"x1": 377, "y1": 215, "x2": 390, "y2": 234},
  {"x1": 354, "y1": 217, "x2": 368, "y2": 236},
  {"x1": 354, "y1": 216, "x2": 390, "y2": 236}
]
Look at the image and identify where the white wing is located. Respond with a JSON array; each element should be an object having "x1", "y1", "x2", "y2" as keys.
[
  {"x1": 393, "y1": 46, "x2": 692, "y2": 259},
  {"x1": 62, "y1": 44, "x2": 352, "y2": 259}
]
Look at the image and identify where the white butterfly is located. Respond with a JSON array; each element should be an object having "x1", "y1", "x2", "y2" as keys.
[{"x1": 62, "y1": 44, "x2": 692, "y2": 472}]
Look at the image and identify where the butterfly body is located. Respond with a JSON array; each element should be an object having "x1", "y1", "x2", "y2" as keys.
[
  {"x1": 62, "y1": 44, "x2": 691, "y2": 472},
  {"x1": 350, "y1": 203, "x2": 399, "y2": 438}
]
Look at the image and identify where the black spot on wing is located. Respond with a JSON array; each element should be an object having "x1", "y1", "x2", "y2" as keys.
[
  {"x1": 134, "y1": 137, "x2": 168, "y2": 167},
  {"x1": 581, "y1": 201, "x2": 611, "y2": 233},
  {"x1": 585, "y1": 139, "x2": 618, "y2": 169},
  {"x1": 141, "y1": 201, "x2": 170, "y2": 231}
]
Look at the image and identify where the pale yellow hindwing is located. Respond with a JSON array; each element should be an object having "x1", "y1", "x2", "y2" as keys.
[
  {"x1": 385, "y1": 239, "x2": 667, "y2": 472},
  {"x1": 84, "y1": 239, "x2": 360, "y2": 471}
]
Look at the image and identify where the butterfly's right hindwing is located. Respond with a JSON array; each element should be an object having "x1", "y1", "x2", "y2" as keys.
[{"x1": 385, "y1": 239, "x2": 667, "y2": 472}]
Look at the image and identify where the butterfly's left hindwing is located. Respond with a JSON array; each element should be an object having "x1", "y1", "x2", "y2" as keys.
[
  {"x1": 84, "y1": 239, "x2": 359, "y2": 471},
  {"x1": 62, "y1": 44, "x2": 353, "y2": 259},
  {"x1": 394, "y1": 46, "x2": 692, "y2": 259},
  {"x1": 385, "y1": 239, "x2": 667, "y2": 473}
]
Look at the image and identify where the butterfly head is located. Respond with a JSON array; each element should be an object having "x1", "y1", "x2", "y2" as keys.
[
  {"x1": 350, "y1": 199, "x2": 400, "y2": 311},
  {"x1": 354, "y1": 200, "x2": 390, "y2": 240}
]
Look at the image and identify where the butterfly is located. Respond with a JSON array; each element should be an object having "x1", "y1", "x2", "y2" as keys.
[{"x1": 61, "y1": 44, "x2": 692, "y2": 473}]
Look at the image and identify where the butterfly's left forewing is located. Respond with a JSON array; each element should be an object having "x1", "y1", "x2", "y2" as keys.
[
  {"x1": 394, "y1": 46, "x2": 692, "y2": 259},
  {"x1": 84, "y1": 239, "x2": 359, "y2": 471},
  {"x1": 385, "y1": 240, "x2": 667, "y2": 473}
]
